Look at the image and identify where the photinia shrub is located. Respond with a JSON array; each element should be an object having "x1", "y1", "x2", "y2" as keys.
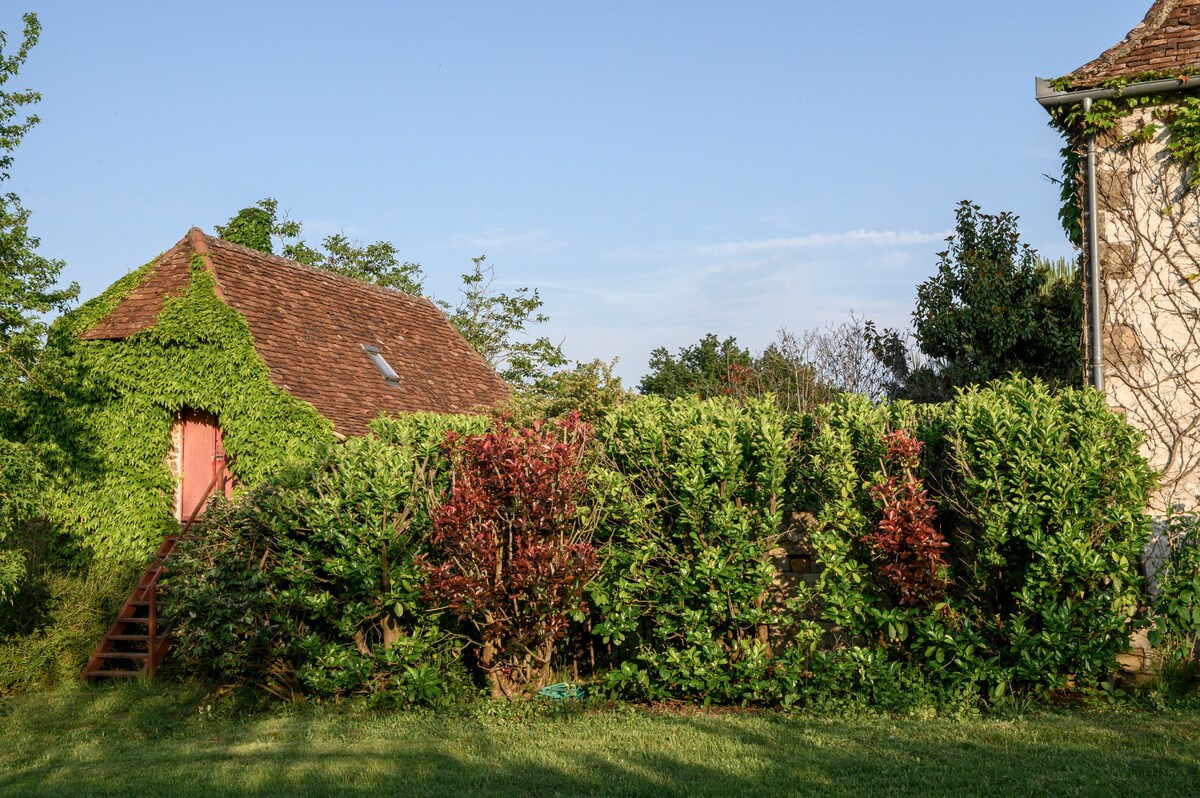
[
  {"x1": 863, "y1": 430, "x2": 949, "y2": 607},
  {"x1": 419, "y1": 413, "x2": 598, "y2": 698}
]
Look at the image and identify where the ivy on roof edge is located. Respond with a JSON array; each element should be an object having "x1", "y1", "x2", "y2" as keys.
[
  {"x1": 28, "y1": 254, "x2": 334, "y2": 563},
  {"x1": 1047, "y1": 70, "x2": 1200, "y2": 246}
]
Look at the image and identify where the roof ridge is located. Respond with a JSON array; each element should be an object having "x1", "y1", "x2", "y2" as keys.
[
  {"x1": 1067, "y1": 1, "x2": 1200, "y2": 86},
  {"x1": 188, "y1": 227, "x2": 226, "y2": 299},
  {"x1": 198, "y1": 230, "x2": 432, "y2": 307},
  {"x1": 1089, "y1": 1, "x2": 1179, "y2": 74}
]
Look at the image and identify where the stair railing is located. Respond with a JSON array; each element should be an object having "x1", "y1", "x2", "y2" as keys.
[{"x1": 145, "y1": 468, "x2": 224, "y2": 675}]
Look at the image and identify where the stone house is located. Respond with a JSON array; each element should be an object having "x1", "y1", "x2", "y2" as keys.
[{"x1": 1036, "y1": 0, "x2": 1200, "y2": 514}]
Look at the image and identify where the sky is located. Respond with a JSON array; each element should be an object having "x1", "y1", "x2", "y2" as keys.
[{"x1": 6, "y1": 1, "x2": 1152, "y2": 386}]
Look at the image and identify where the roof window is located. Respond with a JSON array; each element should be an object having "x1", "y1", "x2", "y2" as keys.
[{"x1": 362, "y1": 344, "x2": 401, "y2": 388}]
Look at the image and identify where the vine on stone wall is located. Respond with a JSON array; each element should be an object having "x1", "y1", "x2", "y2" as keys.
[{"x1": 1047, "y1": 72, "x2": 1200, "y2": 243}]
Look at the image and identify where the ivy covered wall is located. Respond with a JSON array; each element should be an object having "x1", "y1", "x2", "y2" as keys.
[
  {"x1": 27, "y1": 254, "x2": 335, "y2": 562},
  {"x1": 1049, "y1": 87, "x2": 1200, "y2": 512}
]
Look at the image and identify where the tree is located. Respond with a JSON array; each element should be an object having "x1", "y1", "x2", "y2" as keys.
[
  {"x1": 0, "y1": 13, "x2": 76, "y2": 601},
  {"x1": 868, "y1": 201, "x2": 1082, "y2": 401},
  {"x1": 638, "y1": 333, "x2": 752, "y2": 399},
  {"x1": 504, "y1": 358, "x2": 632, "y2": 425},
  {"x1": 0, "y1": 13, "x2": 77, "y2": 418},
  {"x1": 217, "y1": 200, "x2": 566, "y2": 386},
  {"x1": 217, "y1": 198, "x2": 425, "y2": 295},
  {"x1": 439, "y1": 257, "x2": 566, "y2": 388},
  {"x1": 639, "y1": 329, "x2": 869, "y2": 412},
  {"x1": 755, "y1": 317, "x2": 890, "y2": 411}
]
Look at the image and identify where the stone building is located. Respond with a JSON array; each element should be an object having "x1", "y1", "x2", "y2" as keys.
[{"x1": 1037, "y1": 0, "x2": 1200, "y2": 513}]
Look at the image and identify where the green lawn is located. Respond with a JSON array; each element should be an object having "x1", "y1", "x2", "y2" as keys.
[{"x1": 1, "y1": 685, "x2": 1198, "y2": 797}]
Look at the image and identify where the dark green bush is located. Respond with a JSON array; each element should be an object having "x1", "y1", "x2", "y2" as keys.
[
  {"x1": 1148, "y1": 512, "x2": 1200, "y2": 696},
  {"x1": 795, "y1": 377, "x2": 1154, "y2": 699},
  {"x1": 165, "y1": 413, "x2": 487, "y2": 704},
  {"x1": 588, "y1": 395, "x2": 819, "y2": 704}
]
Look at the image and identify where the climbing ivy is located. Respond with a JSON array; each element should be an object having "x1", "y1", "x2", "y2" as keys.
[
  {"x1": 1047, "y1": 71, "x2": 1200, "y2": 243},
  {"x1": 25, "y1": 253, "x2": 334, "y2": 562}
]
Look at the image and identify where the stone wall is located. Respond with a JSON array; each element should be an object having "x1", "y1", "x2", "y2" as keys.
[{"x1": 1090, "y1": 104, "x2": 1200, "y2": 514}]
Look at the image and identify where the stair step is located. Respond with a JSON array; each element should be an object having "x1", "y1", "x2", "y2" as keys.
[
  {"x1": 82, "y1": 527, "x2": 185, "y2": 684},
  {"x1": 86, "y1": 670, "x2": 143, "y2": 678}
]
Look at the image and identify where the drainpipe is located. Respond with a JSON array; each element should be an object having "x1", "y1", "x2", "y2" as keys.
[
  {"x1": 1082, "y1": 97, "x2": 1104, "y2": 392},
  {"x1": 1034, "y1": 75, "x2": 1200, "y2": 392}
]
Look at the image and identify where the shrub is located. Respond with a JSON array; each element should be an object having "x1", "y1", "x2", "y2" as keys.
[
  {"x1": 165, "y1": 413, "x2": 485, "y2": 704},
  {"x1": 164, "y1": 377, "x2": 1155, "y2": 709},
  {"x1": 0, "y1": 556, "x2": 139, "y2": 695},
  {"x1": 862, "y1": 430, "x2": 949, "y2": 606},
  {"x1": 795, "y1": 377, "x2": 1154, "y2": 698},
  {"x1": 589, "y1": 395, "x2": 814, "y2": 704},
  {"x1": 1148, "y1": 512, "x2": 1200, "y2": 695},
  {"x1": 420, "y1": 413, "x2": 597, "y2": 698}
]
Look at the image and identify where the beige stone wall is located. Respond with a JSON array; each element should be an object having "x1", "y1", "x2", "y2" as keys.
[{"x1": 1091, "y1": 104, "x2": 1200, "y2": 513}]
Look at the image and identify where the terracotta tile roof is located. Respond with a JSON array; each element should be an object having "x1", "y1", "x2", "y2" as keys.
[
  {"x1": 82, "y1": 229, "x2": 512, "y2": 434},
  {"x1": 1065, "y1": 1, "x2": 1200, "y2": 88},
  {"x1": 82, "y1": 243, "x2": 192, "y2": 339}
]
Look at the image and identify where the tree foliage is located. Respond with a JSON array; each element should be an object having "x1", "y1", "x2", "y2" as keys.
[
  {"x1": 638, "y1": 333, "x2": 753, "y2": 399},
  {"x1": 639, "y1": 328, "x2": 876, "y2": 412},
  {"x1": 439, "y1": 256, "x2": 566, "y2": 387},
  {"x1": 504, "y1": 358, "x2": 632, "y2": 426},
  {"x1": 217, "y1": 198, "x2": 425, "y2": 294},
  {"x1": 867, "y1": 201, "x2": 1082, "y2": 401},
  {"x1": 0, "y1": 13, "x2": 77, "y2": 418},
  {"x1": 217, "y1": 199, "x2": 566, "y2": 386},
  {"x1": 0, "y1": 13, "x2": 76, "y2": 603}
]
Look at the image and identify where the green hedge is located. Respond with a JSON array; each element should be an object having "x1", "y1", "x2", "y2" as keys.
[
  {"x1": 159, "y1": 378, "x2": 1156, "y2": 706},
  {"x1": 588, "y1": 395, "x2": 814, "y2": 703},
  {"x1": 795, "y1": 379, "x2": 1154, "y2": 701}
]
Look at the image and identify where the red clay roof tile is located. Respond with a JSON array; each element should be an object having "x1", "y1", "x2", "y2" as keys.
[
  {"x1": 1065, "y1": 1, "x2": 1200, "y2": 88},
  {"x1": 81, "y1": 229, "x2": 512, "y2": 434}
]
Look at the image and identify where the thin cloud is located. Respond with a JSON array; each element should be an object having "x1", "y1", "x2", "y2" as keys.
[
  {"x1": 607, "y1": 229, "x2": 949, "y2": 260},
  {"x1": 695, "y1": 229, "x2": 950, "y2": 257}
]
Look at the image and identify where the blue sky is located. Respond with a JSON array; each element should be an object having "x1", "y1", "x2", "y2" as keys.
[{"x1": 8, "y1": 2, "x2": 1149, "y2": 385}]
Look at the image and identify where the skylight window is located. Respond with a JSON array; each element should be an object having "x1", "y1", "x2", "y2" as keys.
[{"x1": 362, "y1": 344, "x2": 401, "y2": 388}]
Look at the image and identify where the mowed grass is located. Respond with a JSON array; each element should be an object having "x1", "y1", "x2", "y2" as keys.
[{"x1": 1, "y1": 684, "x2": 1198, "y2": 797}]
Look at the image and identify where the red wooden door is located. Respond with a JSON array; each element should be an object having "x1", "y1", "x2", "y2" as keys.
[{"x1": 178, "y1": 409, "x2": 232, "y2": 521}]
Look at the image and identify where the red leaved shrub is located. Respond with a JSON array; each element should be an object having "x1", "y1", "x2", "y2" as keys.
[
  {"x1": 419, "y1": 413, "x2": 597, "y2": 698},
  {"x1": 862, "y1": 430, "x2": 949, "y2": 606}
]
